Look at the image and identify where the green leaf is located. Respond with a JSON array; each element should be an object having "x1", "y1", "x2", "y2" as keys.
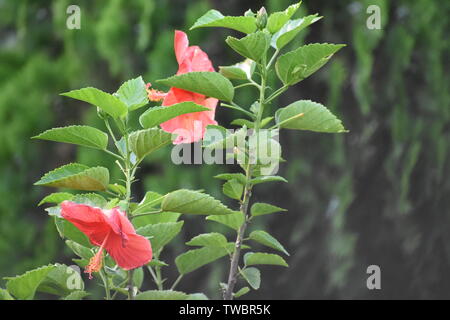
[
  {"x1": 225, "y1": 31, "x2": 271, "y2": 62},
  {"x1": 223, "y1": 179, "x2": 244, "y2": 200},
  {"x1": 267, "y1": 1, "x2": 302, "y2": 33},
  {"x1": 162, "y1": 189, "x2": 237, "y2": 215},
  {"x1": 219, "y1": 59, "x2": 255, "y2": 80},
  {"x1": 240, "y1": 267, "x2": 261, "y2": 290},
  {"x1": 186, "y1": 233, "x2": 228, "y2": 247},
  {"x1": 206, "y1": 212, "x2": 244, "y2": 231},
  {"x1": 275, "y1": 100, "x2": 347, "y2": 133},
  {"x1": 175, "y1": 245, "x2": 232, "y2": 275},
  {"x1": 38, "y1": 192, "x2": 74, "y2": 206},
  {"x1": 61, "y1": 87, "x2": 128, "y2": 118},
  {"x1": 187, "y1": 293, "x2": 209, "y2": 300},
  {"x1": 190, "y1": 9, "x2": 257, "y2": 34},
  {"x1": 133, "y1": 268, "x2": 144, "y2": 289},
  {"x1": 139, "y1": 102, "x2": 210, "y2": 129},
  {"x1": 65, "y1": 240, "x2": 93, "y2": 260},
  {"x1": 203, "y1": 125, "x2": 247, "y2": 149},
  {"x1": 136, "y1": 290, "x2": 188, "y2": 300},
  {"x1": 214, "y1": 173, "x2": 247, "y2": 185},
  {"x1": 63, "y1": 290, "x2": 89, "y2": 300},
  {"x1": 234, "y1": 286, "x2": 250, "y2": 298},
  {"x1": 136, "y1": 221, "x2": 184, "y2": 253},
  {"x1": 275, "y1": 43, "x2": 345, "y2": 85},
  {"x1": 115, "y1": 76, "x2": 148, "y2": 111},
  {"x1": 272, "y1": 14, "x2": 323, "y2": 49},
  {"x1": 5, "y1": 265, "x2": 55, "y2": 300},
  {"x1": 147, "y1": 259, "x2": 168, "y2": 268},
  {"x1": 128, "y1": 128, "x2": 173, "y2": 159},
  {"x1": 55, "y1": 217, "x2": 92, "y2": 247},
  {"x1": 38, "y1": 264, "x2": 84, "y2": 297},
  {"x1": 157, "y1": 72, "x2": 234, "y2": 102},
  {"x1": 249, "y1": 230, "x2": 289, "y2": 255},
  {"x1": 250, "y1": 203, "x2": 286, "y2": 217},
  {"x1": 231, "y1": 118, "x2": 254, "y2": 128},
  {"x1": 33, "y1": 126, "x2": 108, "y2": 150},
  {"x1": 244, "y1": 252, "x2": 288, "y2": 267},
  {"x1": 250, "y1": 175, "x2": 287, "y2": 185},
  {"x1": 72, "y1": 193, "x2": 107, "y2": 208},
  {"x1": 132, "y1": 191, "x2": 165, "y2": 216},
  {"x1": 0, "y1": 288, "x2": 14, "y2": 300},
  {"x1": 34, "y1": 163, "x2": 109, "y2": 191}
]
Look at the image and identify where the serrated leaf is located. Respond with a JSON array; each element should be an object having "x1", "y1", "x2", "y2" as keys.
[
  {"x1": 35, "y1": 163, "x2": 109, "y2": 191},
  {"x1": 5, "y1": 265, "x2": 55, "y2": 300},
  {"x1": 223, "y1": 179, "x2": 244, "y2": 200},
  {"x1": 250, "y1": 203, "x2": 286, "y2": 217},
  {"x1": 275, "y1": 100, "x2": 347, "y2": 133},
  {"x1": 249, "y1": 230, "x2": 289, "y2": 255},
  {"x1": 275, "y1": 43, "x2": 345, "y2": 85},
  {"x1": 33, "y1": 125, "x2": 108, "y2": 150},
  {"x1": 115, "y1": 76, "x2": 148, "y2": 111},
  {"x1": 157, "y1": 72, "x2": 234, "y2": 102},
  {"x1": 128, "y1": 128, "x2": 173, "y2": 159},
  {"x1": 203, "y1": 125, "x2": 247, "y2": 149},
  {"x1": 63, "y1": 290, "x2": 89, "y2": 300},
  {"x1": 244, "y1": 252, "x2": 288, "y2": 267},
  {"x1": 139, "y1": 102, "x2": 210, "y2": 129},
  {"x1": 61, "y1": 87, "x2": 128, "y2": 118},
  {"x1": 234, "y1": 286, "x2": 250, "y2": 298},
  {"x1": 219, "y1": 59, "x2": 255, "y2": 80},
  {"x1": 162, "y1": 189, "x2": 237, "y2": 215},
  {"x1": 250, "y1": 175, "x2": 287, "y2": 185},
  {"x1": 39, "y1": 192, "x2": 74, "y2": 206},
  {"x1": 38, "y1": 264, "x2": 84, "y2": 296},
  {"x1": 137, "y1": 221, "x2": 184, "y2": 253},
  {"x1": 135, "y1": 290, "x2": 188, "y2": 300},
  {"x1": 206, "y1": 212, "x2": 244, "y2": 231},
  {"x1": 226, "y1": 31, "x2": 271, "y2": 62},
  {"x1": 267, "y1": 1, "x2": 302, "y2": 33},
  {"x1": 186, "y1": 233, "x2": 228, "y2": 247},
  {"x1": 214, "y1": 173, "x2": 247, "y2": 185},
  {"x1": 175, "y1": 245, "x2": 232, "y2": 275},
  {"x1": 190, "y1": 9, "x2": 257, "y2": 34},
  {"x1": 272, "y1": 14, "x2": 323, "y2": 49},
  {"x1": 240, "y1": 267, "x2": 261, "y2": 290},
  {"x1": 71, "y1": 193, "x2": 107, "y2": 208}
]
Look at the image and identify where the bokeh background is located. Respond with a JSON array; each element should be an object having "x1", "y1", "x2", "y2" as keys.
[{"x1": 0, "y1": 0, "x2": 449, "y2": 299}]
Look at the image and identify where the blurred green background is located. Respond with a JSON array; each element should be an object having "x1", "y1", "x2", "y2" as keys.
[{"x1": 0, "y1": 0, "x2": 449, "y2": 299}]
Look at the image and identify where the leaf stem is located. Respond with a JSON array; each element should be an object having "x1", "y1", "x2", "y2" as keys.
[
  {"x1": 170, "y1": 274, "x2": 183, "y2": 290},
  {"x1": 221, "y1": 103, "x2": 256, "y2": 119}
]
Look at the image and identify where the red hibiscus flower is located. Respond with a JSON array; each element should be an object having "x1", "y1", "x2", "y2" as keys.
[
  {"x1": 147, "y1": 30, "x2": 218, "y2": 144},
  {"x1": 60, "y1": 201, "x2": 152, "y2": 279}
]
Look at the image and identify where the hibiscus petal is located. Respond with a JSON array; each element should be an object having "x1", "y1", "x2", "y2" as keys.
[
  {"x1": 174, "y1": 30, "x2": 189, "y2": 65},
  {"x1": 105, "y1": 232, "x2": 152, "y2": 270}
]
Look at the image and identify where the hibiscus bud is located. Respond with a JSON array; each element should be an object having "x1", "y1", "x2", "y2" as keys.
[{"x1": 256, "y1": 7, "x2": 267, "y2": 30}]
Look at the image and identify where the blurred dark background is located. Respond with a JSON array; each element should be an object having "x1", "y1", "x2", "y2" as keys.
[{"x1": 0, "y1": 0, "x2": 449, "y2": 299}]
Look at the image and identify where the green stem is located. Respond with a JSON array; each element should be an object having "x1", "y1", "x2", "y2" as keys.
[
  {"x1": 221, "y1": 103, "x2": 256, "y2": 119},
  {"x1": 127, "y1": 269, "x2": 134, "y2": 300},
  {"x1": 170, "y1": 274, "x2": 183, "y2": 290},
  {"x1": 99, "y1": 269, "x2": 111, "y2": 300},
  {"x1": 131, "y1": 210, "x2": 163, "y2": 219}
]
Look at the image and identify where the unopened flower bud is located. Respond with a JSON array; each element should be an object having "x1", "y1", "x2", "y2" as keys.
[{"x1": 256, "y1": 7, "x2": 268, "y2": 30}]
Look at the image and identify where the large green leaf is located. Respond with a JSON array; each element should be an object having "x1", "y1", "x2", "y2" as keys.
[
  {"x1": 250, "y1": 202, "x2": 286, "y2": 217},
  {"x1": 61, "y1": 87, "x2": 128, "y2": 118},
  {"x1": 38, "y1": 264, "x2": 84, "y2": 297},
  {"x1": 225, "y1": 31, "x2": 271, "y2": 62},
  {"x1": 175, "y1": 245, "x2": 232, "y2": 275},
  {"x1": 186, "y1": 232, "x2": 228, "y2": 247},
  {"x1": 267, "y1": 1, "x2": 302, "y2": 33},
  {"x1": 128, "y1": 128, "x2": 173, "y2": 159},
  {"x1": 136, "y1": 290, "x2": 188, "y2": 300},
  {"x1": 275, "y1": 43, "x2": 345, "y2": 85},
  {"x1": 115, "y1": 76, "x2": 148, "y2": 111},
  {"x1": 34, "y1": 163, "x2": 109, "y2": 191},
  {"x1": 244, "y1": 252, "x2": 288, "y2": 267},
  {"x1": 249, "y1": 230, "x2": 289, "y2": 255},
  {"x1": 240, "y1": 267, "x2": 261, "y2": 290},
  {"x1": 161, "y1": 189, "x2": 237, "y2": 215},
  {"x1": 275, "y1": 100, "x2": 347, "y2": 133},
  {"x1": 33, "y1": 125, "x2": 108, "y2": 150},
  {"x1": 157, "y1": 72, "x2": 234, "y2": 102},
  {"x1": 5, "y1": 265, "x2": 55, "y2": 300},
  {"x1": 219, "y1": 59, "x2": 255, "y2": 80},
  {"x1": 136, "y1": 221, "x2": 184, "y2": 253},
  {"x1": 139, "y1": 102, "x2": 210, "y2": 129},
  {"x1": 223, "y1": 179, "x2": 244, "y2": 200},
  {"x1": 38, "y1": 192, "x2": 74, "y2": 206},
  {"x1": 190, "y1": 9, "x2": 257, "y2": 34},
  {"x1": 206, "y1": 212, "x2": 244, "y2": 231},
  {"x1": 271, "y1": 15, "x2": 323, "y2": 49}
]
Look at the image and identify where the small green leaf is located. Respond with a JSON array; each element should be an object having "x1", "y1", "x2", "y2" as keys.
[
  {"x1": 225, "y1": 31, "x2": 271, "y2": 62},
  {"x1": 203, "y1": 125, "x2": 247, "y2": 149},
  {"x1": 249, "y1": 230, "x2": 289, "y2": 255},
  {"x1": 65, "y1": 240, "x2": 93, "y2": 260},
  {"x1": 35, "y1": 163, "x2": 109, "y2": 191},
  {"x1": 157, "y1": 72, "x2": 234, "y2": 102},
  {"x1": 275, "y1": 100, "x2": 347, "y2": 133},
  {"x1": 135, "y1": 290, "x2": 188, "y2": 300},
  {"x1": 190, "y1": 9, "x2": 257, "y2": 34},
  {"x1": 115, "y1": 76, "x2": 148, "y2": 111},
  {"x1": 240, "y1": 267, "x2": 261, "y2": 290},
  {"x1": 128, "y1": 128, "x2": 173, "y2": 159},
  {"x1": 139, "y1": 102, "x2": 210, "y2": 129},
  {"x1": 272, "y1": 14, "x2": 322, "y2": 49},
  {"x1": 231, "y1": 119, "x2": 254, "y2": 128},
  {"x1": 132, "y1": 191, "x2": 165, "y2": 216},
  {"x1": 175, "y1": 245, "x2": 232, "y2": 275},
  {"x1": 133, "y1": 267, "x2": 144, "y2": 289},
  {"x1": 251, "y1": 203, "x2": 286, "y2": 217},
  {"x1": 39, "y1": 192, "x2": 74, "y2": 206},
  {"x1": 63, "y1": 290, "x2": 89, "y2": 300},
  {"x1": 275, "y1": 43, "x2": 345, "y2": 85},
  {"x1": 162, "y1": 189, "x2": 237, "y2": 215},
  {"x1": 147, "y1": 259, "x2": 168, "y2": 267},
  {"x1": 219, "y1": 59, "x2": 255, "y2": 80},
  {"x1": 33, "y1": 126, "x2": 108, "y2": 150},
  {"x1": 245, "y1": 252, "x2": 288, "y2": 267},
  {"x1": 137, "y1": 221, "x2": 184, "y2": 253},
  {"x1": 223, "y1": 179, "x2": 244, "y2": 200},
  {"x1": 250, "y1": 175, "x2": 287, "y2": 185},
  {"x1": 267, "y1": 1, "x2": 302, "y2": 33},
  {"x1": 55, "y1": 217, "x2": 92, "y2": 248},
  {"x1": 214, "y1": 173, "x2": 247, "y2": 185},
  {"x1": 5, "y1": 265, "x2": 56, "y2": 300},
  {"x1": 234, "y1": 286, "x2": 250, "y2": 298},
  {"x1": 206, "y1": 212, "x2": 244, "y2": 231},
  {"x1": 61, "y1": 87, "x2": 128, "y2": 118},
  {"x1": 186, "y1": 233, "x2": 228, "y2": 247}
]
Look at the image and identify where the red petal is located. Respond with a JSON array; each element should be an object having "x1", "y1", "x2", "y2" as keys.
[
  {"x1": 105, "y1": 232, "x2": 152, "y2": 270},
  {"x1": 174, "y1": 30, "x2": 189, "y2": 65}
]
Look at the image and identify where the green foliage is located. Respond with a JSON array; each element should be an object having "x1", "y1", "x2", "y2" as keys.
[
  {"x1": 226, "y1": 31, "x2": 271, "y2": 62},
  {"x1": 33, "y1": 126, "x2": 109, "y2": 150},
  {"x1": 249, "y1": 230, "x2": 289, "y2": 255},
  {"x1": 137, "y1": 221, "x2": 184, "y2": 253},
  {"x1": 206, "y1": 212, "x2": 245, "y2": 231},
  {"x1": 240, "y1": 267, "x2": 261, "y2": 290},
  {"x1": 175, "y1": 245, "x2": 232, "y2": 275},
  {"x1": 115, "y1": 76, "x2": 149, "y2": 111},
  {"x1": 128, "y1": 128, "x2": 173, "y2": 159},
  {"x1": 244, "y1": 252, "x2": 288, "y2": 267},
  {"x1": 191, "y1": 9, "x2": 257, "y2": 34},
  {"x1": 250, "y1": 203, "x2": 286, "y2": 217},
  {"x1": 5, "y1": 265, "x2": 55, "y2": 300}
]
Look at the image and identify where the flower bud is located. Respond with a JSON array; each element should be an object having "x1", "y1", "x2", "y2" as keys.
[{"x1": 256, "y1": 7, "x2": 268, "y2": 30}]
